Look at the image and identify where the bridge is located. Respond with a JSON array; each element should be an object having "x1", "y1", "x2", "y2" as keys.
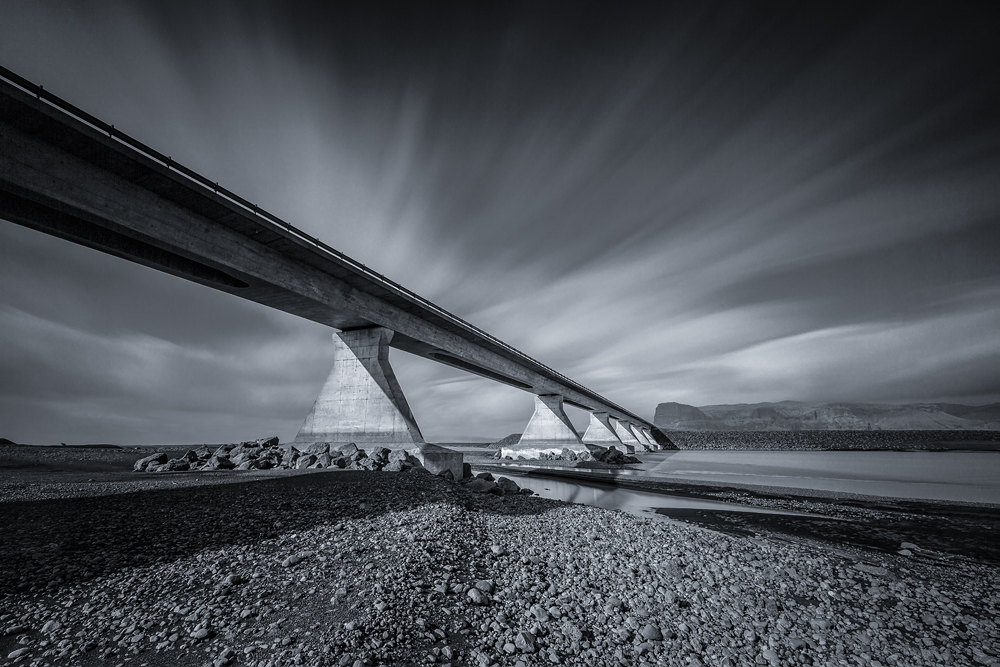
[{"x1": 0, "y1": 66, "x2": 672, "y2": 476}]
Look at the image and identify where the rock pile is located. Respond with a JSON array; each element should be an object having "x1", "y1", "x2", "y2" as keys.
[
  {"x1": 131, "y1": 442, "x2": 534, "y2": 497},
  {"x1": 133, "y1": 439, "x2": 429, "y2": 474},
  {"x1": 496, "y1": 445, "x2": 640, "y2": 465}
]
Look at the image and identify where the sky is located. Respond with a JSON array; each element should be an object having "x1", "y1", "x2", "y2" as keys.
[{"x1": 1, "y1": 1, "x2": 998, "y2": 445}]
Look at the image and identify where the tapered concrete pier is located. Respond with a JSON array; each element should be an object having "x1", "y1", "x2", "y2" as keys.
[
  {"x1": 294, "y1": 327, "x2": 462, "y2": 478},
  {"x1": 502, "y1": 394, "x2": 587, "y2": 458},
  {"x1": 610, "y1": 417, "x2": 640, "y2": 453},
  {"x1": 641, "y1": 427, "x2": 659, "y2": 450},
  {"x1": 582, "y1": 411, "x2": 622, "y2": 446},
  {"x1": 631, "y1": 424, "x2": 654, "y2": 451}
]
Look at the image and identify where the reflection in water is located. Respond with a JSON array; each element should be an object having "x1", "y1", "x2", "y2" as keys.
[{"x1": 477, "y1": 470, "x2": 814, "y2": 521}]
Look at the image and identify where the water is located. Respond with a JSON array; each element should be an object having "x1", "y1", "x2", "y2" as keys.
[
  {"x1": 469, "y1": 448, "x2": 999, "y2": 522},
  {"x1": 472, "y1": 468, "x2": 823, "y2": 522},
  {"x1": 628, "y1": 450, "x2": 1000, "y2": 504}
]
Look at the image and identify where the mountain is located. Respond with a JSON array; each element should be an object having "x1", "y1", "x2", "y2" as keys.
[{"x1": 653, "y1": 401, "x2": 1000, "y2": 431}]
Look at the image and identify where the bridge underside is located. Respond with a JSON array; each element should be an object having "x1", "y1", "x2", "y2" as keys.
[{"x1": 0, "y1": 68, "x2": 674, "y2": 460}]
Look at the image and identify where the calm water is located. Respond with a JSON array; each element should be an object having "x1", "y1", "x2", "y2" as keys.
[
  {"x1": 471, "y1": 448, "x2": 1000, "y2": 518},
  {"x1": 622, "y1": 450, "x2": 1000, "y2": 504},
  {"x1": 473, "y1": 469, "x2": 820, "y2": 520}
]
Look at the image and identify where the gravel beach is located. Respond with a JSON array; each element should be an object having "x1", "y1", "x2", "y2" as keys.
[{"x1": 1, "y1": 445, "x2": 998, "y2": 667}]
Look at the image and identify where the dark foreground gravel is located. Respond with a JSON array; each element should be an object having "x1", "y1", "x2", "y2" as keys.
[{"x1": 1, "y1": 468, "x2": 998, "y2": 667}]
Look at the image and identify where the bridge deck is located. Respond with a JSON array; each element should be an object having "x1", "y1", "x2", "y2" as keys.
[{"x1": 0, "y1": 65, "x2": 655, "y2": 430}]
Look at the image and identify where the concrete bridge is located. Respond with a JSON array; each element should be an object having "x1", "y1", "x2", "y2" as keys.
[{"x1": 0, "y1": 66, "x2": 672, "y2": 475}]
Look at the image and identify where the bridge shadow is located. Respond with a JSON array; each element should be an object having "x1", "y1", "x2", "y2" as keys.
[{"x1": 0, "y1": 471, "x2": 555, "y2": 594}]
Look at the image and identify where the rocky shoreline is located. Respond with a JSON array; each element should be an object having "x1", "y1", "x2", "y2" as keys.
[{"x1": 1, "y1": 452, "x2": 998, "y2": 667}]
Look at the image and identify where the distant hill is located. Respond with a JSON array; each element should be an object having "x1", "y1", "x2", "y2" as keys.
[{"x1": 654, "y1": 401, "x2": 1000, "y2": 431}]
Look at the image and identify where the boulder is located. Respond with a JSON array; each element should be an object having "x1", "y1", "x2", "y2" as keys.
[
  {"x1": 295, "y1": 454, "x2": 317, "y2": 469},
  {"x1": 371, "y1": 447, "x2": 391, "y2": 463},
  {"x1": 300, "y1": 442, "x2": 329, "y2": 455},
  {"x1": 133, "y1": 452, "x2": 167, "y2": 471},
  {"x1": 164, "y1": 458, "x2": 190, "y2": 472},
  {"x1": 210, "y1": 446, "x2": 231, "y2": 460},
  {"x1": 496, "y1": 477, "x2": 521, "y2": 495},
  {"x1": 313, "y1": 452, "x2": 333, "y2": 469},
  {"x1": 256, "y1": 436, "x2": 279, "y2": 447},
  {"x1": 382, "y1": 460, "x2": 411, "y2": 473},
  {"x1": 466, "y1": 478, "x2": 497, "y2": 494},
  {"x1": 356, "y1": 457, "x2": 378, "y2": 471},
  {"x1": 204, "y1": 456, "x2": 234, "y2": 470},
  {"x1": 236, "y1": 460, "x2": 253, "y2": 470},
  {"x1": 182, "y1": 449, "x2": 201, "y2": 463},
  {"x1": 193, "y1": 445, "x2": 212, "y2": 460},
  {"x1": 338, "y1": 443, "x2": 359, "y2": 458},
  {"x1": 560, "y1": 448, "x2": 578, "y2": 461}
]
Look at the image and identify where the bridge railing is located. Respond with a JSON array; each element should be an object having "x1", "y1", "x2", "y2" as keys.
[{"x1": 0, "y1": 64, "x2": 647, "y2": 423}]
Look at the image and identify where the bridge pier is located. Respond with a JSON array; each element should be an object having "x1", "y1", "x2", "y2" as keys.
[
  {"x1": 641, "y1": 426, "x2": 659, "y2": 450},
  {"x1": 294, "y1": 327, "x2": 462, "y2": 478},
  {"x1": 631, "y1": 423, "x2": 655, "y2": 451},
  {"x1": 610, "y1": 417, "x2": 640, "y2": 454},
  {"x1": 502, "y1": 394, "x2": 588, "y2": 458},
  {"x1": 582, "y1": 411, "x2": 623, "y2": 446}
]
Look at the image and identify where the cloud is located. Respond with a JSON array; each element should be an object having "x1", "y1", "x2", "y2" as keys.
[{"x1": 1, "y1": 2, "x2": 998, "y2": 443}]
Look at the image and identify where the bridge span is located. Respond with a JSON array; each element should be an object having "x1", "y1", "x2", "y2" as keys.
[{"x1": 0, "y1": 66, "x2": 672, "y2": 474}]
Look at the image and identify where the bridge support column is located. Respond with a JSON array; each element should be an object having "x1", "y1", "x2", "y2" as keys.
[
  {"x1": 503, "y1": 394, "x2": 585, "y2": 458},
  {"x1": 582, "y1": 412, "x2": 622, "y2": 446},
  {"x1": 631, "y1": 423, "x2": 654, "y2": 452},
  {"x1": 641, "y1": 427, "x2": 659, "y2": 450},
  {"x1": 294, "y1": 327, "x2": 462, "y2": 478},
  {"x1": 610, "y1": 417, "x2": 639, "y2": 454}
]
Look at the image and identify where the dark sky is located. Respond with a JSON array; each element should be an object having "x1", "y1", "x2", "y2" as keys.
[{"x1": 1, "y1": 1, "x2": 999, "y2": 444}]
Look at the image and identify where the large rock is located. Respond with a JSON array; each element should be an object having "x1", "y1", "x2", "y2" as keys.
[
  {"x1": 406, "y1": 443, "x2": 463, "y2": 480},
  {"x1": 163, "y1": 458, "x2": 190, "y2": 472},
  {"x1": 134, "y1": 452, "x2": 167, "y2": 471},
  {"x1": 312, "y1": 452, "x2": 334, "y2": 469},
  {"x1": 295, "y1": 454, "x2": 317, "y2": 469},
  {"x1": 495, "y1": 477, "x2": 521, "y2": 495},
  {"x1": 256, "y1": 436, "x2": 279, "y2": 447},
  {"x1": 382, "y1": 460, "x2": 411, "y2": 473},
  {"x1": 204, "y1": 456, "x2": 234, "y2": 471},
  {"x1": 300, "y1": 442, "x2": 329, "y2": 455},
  {"x1": 466, "y1": 478, "x2": 498, "y2": 494}
]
